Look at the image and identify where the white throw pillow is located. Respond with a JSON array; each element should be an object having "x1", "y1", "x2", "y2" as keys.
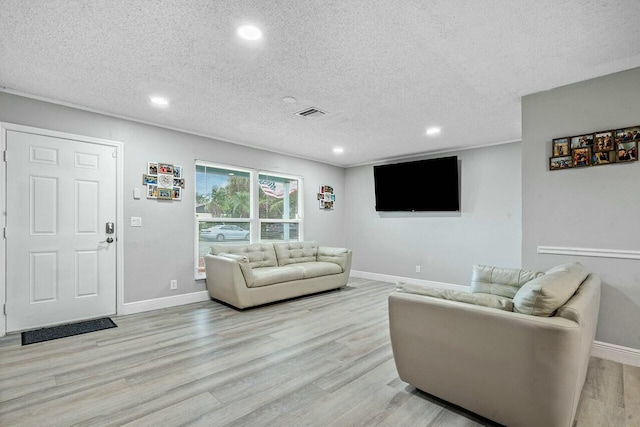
[{"x1": 513, "y1": 262, "x2": 588, "y2": 317}]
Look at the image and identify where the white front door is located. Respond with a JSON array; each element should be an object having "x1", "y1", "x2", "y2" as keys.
[{"x1": 5, "y1": 130, "x2": 117, "y2": 332}]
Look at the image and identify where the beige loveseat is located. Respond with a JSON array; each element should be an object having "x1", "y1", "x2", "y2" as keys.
[
  {"x1": 388, "y1": 262, "x2": 600, "y2": 427},
  {"x1": 204, "y1": 241, "x2": 352, "y2": 309}
]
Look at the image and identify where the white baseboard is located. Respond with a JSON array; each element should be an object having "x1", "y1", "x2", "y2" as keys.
[
  {"x1": 121, "y1": 291, "x2": 211, "y2": 316},
  {"x1": 592, "y1": 340, "x2": 640, "y2": 367},
  {"x1": 351, "y1": 270, "x2": 640, "y2": 367},
  {"x1": 350, "y1": 270, "x2": 468, "y2": 292}
]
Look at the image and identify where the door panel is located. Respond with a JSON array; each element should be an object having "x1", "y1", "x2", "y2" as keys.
[
  {"x1": 31, "y1": 176, "x2": 58, "y2": 234},
  {"x1": 30, "y1": 252, "x2": 58, "y2": 302},
  {"x1": 6, "y1": 130, "x2": 117, "y2": 332}
]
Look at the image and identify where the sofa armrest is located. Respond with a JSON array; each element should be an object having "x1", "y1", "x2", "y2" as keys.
[
  {"x1": 388, "y1": 291, "x2": 585, "y2": 427},
  {"x1": 204, "y1": 254, "x2": 251, "y2": 308},
  {"x1": 317, "y1": 246, "x2": 352, "y2": 272}
]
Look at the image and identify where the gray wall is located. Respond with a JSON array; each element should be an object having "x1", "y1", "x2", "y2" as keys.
[
  {"x1": 0, "y1": 92, "x2": 346, "y2": 303},
  {"x1": 522, "y1": 67, "x2": 640, "y2": 349},
  {"x1": 345, "y1": 142, "x2": 522, "y2": 285}
]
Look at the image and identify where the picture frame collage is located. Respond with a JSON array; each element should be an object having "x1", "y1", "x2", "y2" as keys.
[
  {"x1": 143, "y1": 162, "x2": 184, "y2": 200},
  {"x1": 317, "y1": 185, "x2": 335, "y2": 210},
  {"x1": 549, "y1": 125, "x2": 639, "y2": 170}
]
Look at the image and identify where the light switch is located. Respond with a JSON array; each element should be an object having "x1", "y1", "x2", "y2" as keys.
[
  {"x1": 130, "y1": 217, "x2": 142, "y2": 227},
  {"x1": 133, "y1": 188, "x2": 141, "y2": 199}
]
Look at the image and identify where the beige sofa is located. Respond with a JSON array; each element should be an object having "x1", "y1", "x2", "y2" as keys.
[
  {"x1": 204, "y1": 241, "x2": 352, "y2": 309},
  {"x1": 388, "y1": 262, "x2": 600, "y2": 427}
]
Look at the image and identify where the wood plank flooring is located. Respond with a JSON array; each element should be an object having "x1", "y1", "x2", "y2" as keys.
[{"x1": 0, "y1": 278, "x2": 638, "y2": 426}]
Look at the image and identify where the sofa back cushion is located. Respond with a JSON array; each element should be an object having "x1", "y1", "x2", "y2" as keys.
[
  {"x1": 396, "y1": 282, "x2": 514, "y2": 311},
  {"x1": 217, "y1": 252, "x2": 249, "y2": 263},
  {"x1": 513, "y1": 262, "x2": 589, "y2": 317},
  {"x1": 471, "y1": 264, "x2": 544, "y2": 299},
  {"x1": 274, "y1": 241, "x2": 318, "y2": 266},
  {"x1": 317, "y1": 246, "x2": 350, "y2": 272},
  {"x1": 210, "y1": 243, "x2": 277, "y2": 268}
]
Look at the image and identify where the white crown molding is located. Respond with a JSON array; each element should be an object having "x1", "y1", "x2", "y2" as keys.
[
  {"x1": 0, "y1": 88, "x2": 346, "y2": 168},
  {"x1": 537, "y1": 246, "x2": 640, "y2": 260},
  {"x1": 347, "y1": 139, "x2": 521, "y2": 168},
  {"x1": 121, "y1": 291, "x2": 210, "y2": 316}
]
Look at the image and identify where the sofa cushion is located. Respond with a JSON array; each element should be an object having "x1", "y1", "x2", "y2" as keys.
[
  {"x1": 210, "y1": 243, "x2": 277, "y2": 268},
  {"x1": 217, "y1": 252, "x2": 249, "y2": 263},
  {"x1": 396, "y1": 282, "x2": 514, "y2": 311},
  {"x1": 246, "y1": 265, "x2": 304, "y2": 288},
  {"x1": 290, "y1": 261, "x2": 342, "y2": 279},
  {"x1": 513, "y1": 262, "x2": 589, "y2": 317},
  {"x1": 274, "y1": 241, "x2": 318, "y2": 266},
  {"x1": 317, "y1": 246, "x2": 349, "y2": 272},
  {"x1": 470, "y1": 264, "x2": 544, "y2": 299}
]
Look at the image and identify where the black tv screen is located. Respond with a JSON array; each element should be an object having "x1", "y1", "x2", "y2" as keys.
[{"x1": 373, "y1": 156, "x2": 459, "y2": 212}]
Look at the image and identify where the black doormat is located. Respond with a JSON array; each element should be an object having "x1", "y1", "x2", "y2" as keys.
[{"x1": 21, "y1": 317, "x2": 117, "y2": 345}]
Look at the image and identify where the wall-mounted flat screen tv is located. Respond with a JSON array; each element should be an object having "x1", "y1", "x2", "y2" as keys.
[{"x1": 373, "y1": 155, "x2": 459, "y2": 212}]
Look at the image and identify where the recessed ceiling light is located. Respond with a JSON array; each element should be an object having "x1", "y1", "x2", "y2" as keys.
[
  {"x1": 282, "y1": 96, "x2": 297, "y2": 104},
  {"x1": 426, "y1": 127, "x2": 441, "y2": 136},
  {"x1": 333, "y1": 147, "x2": 344, "y2": 154},
  {"x1": 150, "y1": 96, "x2": 169, "y2": 107},
  {"x1": 237, "y1": 25, "x2": 263, "y2": 41}
]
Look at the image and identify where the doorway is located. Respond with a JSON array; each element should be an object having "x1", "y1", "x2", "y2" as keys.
[{"x1": 1, "y1": 123, "x2": 123, "y2": 333}]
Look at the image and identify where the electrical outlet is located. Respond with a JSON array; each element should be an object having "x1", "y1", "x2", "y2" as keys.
[
  {"x1": 170, "y1": 279, "x2": 177, "y2": 290},
  {"x1": 415, "y1": 266, "x2": 421, "y2": 273}
]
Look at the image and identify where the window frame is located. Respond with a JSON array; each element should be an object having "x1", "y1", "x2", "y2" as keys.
[
  {"x1": 257, "y1": 171, "x2": 304, "y2": 243},
  {"x1": 194, "y1": 161, "x2": 304, "y2": 279}
]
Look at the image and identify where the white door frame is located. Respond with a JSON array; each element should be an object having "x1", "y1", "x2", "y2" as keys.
[{"x1": 0, "y1": 122, "x2": 125, "y2": 337}]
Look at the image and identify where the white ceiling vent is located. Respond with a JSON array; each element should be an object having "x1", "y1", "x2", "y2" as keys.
[{"x1": 295, "y1": 107, "x2": 327, "y2": 119}]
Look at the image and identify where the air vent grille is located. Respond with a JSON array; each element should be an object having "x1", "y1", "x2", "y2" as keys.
[{"x1": 295, "y1": 107, "x2": 327, "y2": 119}]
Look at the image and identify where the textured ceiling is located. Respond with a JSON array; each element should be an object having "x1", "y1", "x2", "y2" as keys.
[{"x1": 1, "y1": 1, "x2": 640, "y2": 167}]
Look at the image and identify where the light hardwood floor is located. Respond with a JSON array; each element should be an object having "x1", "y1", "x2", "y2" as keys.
[{"x1": 0, "y1": 278, "x2": 638, "y2": 427}]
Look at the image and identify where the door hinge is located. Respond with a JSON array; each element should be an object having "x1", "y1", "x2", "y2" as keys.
[
  {"x1": 3, "y1": 304, "x2": 5, "y2": 316},
  {"x1": 112, "y1": 151, "x2": 117, "y2": 158},
  {"x1": 2, "y1": 227, "x2": 5, "y2": 239},
  {"x1": 3, "y1": 150, "x2": 6, "y2": 162}
]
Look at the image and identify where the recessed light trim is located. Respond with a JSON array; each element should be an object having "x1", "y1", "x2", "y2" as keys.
[
  {"x1": 333, "y1": 147, "x2": 344, "y2": 154},
  {"x1": 282, "y1": 96, "x2": 297, "y2": 104},
  {"x1": 426, "y1": 127, "x2": 441, "y2": 136},
  {"x1": 237, "y1": 25, "x2": 263, "y2": 41},
  {"x1": 150, "y1": 96, "x2": 169, "y2": 107}
]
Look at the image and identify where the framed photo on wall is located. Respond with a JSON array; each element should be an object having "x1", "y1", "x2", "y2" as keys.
[
  {"x1": 571, "y1": 133, "x2": 594, "y2": 149},
  {"x1": 592, "y1": 151, "x2": 613, "y2": 165},
  {"x1": 142, "y1": 174, "x2": 157, "y2": 185},
  {"x1": 147, "y1": 184, "x2": 158, "y2": 199},
  {"x1": 172, "y1": 187, "x2": 182, "y2": 200},
  {"x1": 615, "y1": 126, "x2": 640, "y2": 144},
  {"x1": 158, "y1": 188, "x2": 172, "y2": 199},
  {"x1": 616, "y1": 141, "x2": 638, "y2": 162},
  {"x1": 147, "y1": 162, "x2": 158, "y2": 176},
  {"x1": 552, "y1": 138, "x2": 570, "y2": 156},
  {"x1": 549, "y1": 156, "x2": 572, "y2": 170},
  {"x1": 594, "y1": 131, "x2": 614, "y2": 152},
  {"x1": 549, "y1": 124, "x2": 639, "y2": 171},
  {"x1": 572, "y1": 147, "x2": 591, "y2": 167},
  {"x1": 158, "y1": 163, "x2": 173, "y2": 174}
]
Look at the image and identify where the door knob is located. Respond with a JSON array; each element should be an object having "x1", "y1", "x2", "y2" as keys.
[{"x1": 100, "y1": 237, "x2": 114, "y2": 243}]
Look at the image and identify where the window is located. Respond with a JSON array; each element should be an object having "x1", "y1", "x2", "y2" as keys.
[
  {"x1": 195, "y1": 162, "x2": 253, "y2": 277},
  {"x1": 258, "y1": 173, "x2": 302, "y2": 242},
  {"x1": 195, "y1": 162, "x2": 303, "y2": 278}
]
